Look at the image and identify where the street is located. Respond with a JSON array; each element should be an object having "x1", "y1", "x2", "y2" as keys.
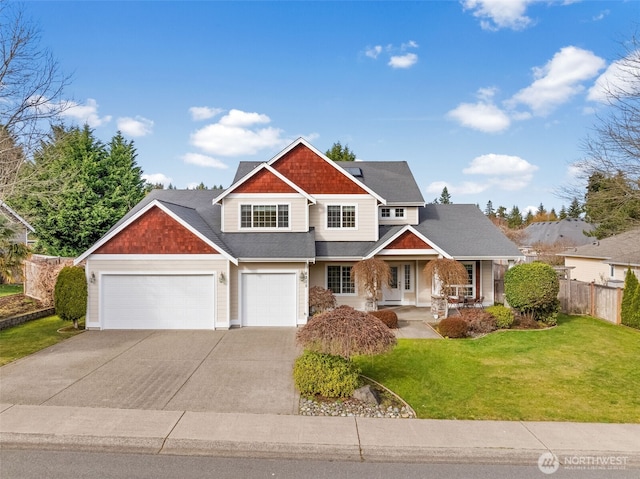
[{"x1": 1, "y1": 449, "x2": 637, "y2": 479}]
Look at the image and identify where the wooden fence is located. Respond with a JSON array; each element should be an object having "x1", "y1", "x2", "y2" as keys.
[{"x1": 558, "y1": 279, "x2": 622, "y2": 324}]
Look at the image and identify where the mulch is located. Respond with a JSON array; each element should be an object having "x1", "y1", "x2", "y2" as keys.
[{"x1": 0, "y1": 294, "x2": 45, "y2": 319}]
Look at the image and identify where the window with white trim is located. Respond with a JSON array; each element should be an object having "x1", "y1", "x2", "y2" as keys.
[
  {"x1": 327, "y1": 205, "x2": 356, "y2": 228},
  {"x1": 451, "y1": 262, "x2": 474, "y2": 297},
  {"x1": 327, "y1": 265, "x2": 355, "y2": 294},
  {"x1": 379, "y1": 207, "x2": 405, "y2": 219},
  {"x1": 404, "y1": 264, "x2": 411, "y2": 291},
  {"x1": 240, "y1": 204, "x2": 289, "y2": 229}
]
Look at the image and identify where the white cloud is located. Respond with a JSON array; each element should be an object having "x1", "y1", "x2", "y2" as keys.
[
  {"x1": 142, "y1": 173, "x2": 172, "y2": 187},
  {"x1": 190, "y1": 109, "x2": 288, "y2": 156},
  {"x1": 182, "y1": 152, "x2": 228, "y2": 169},
  {"x1": 60, "y1": 98, "x2": 112, "y2": 127},
  {"x1": 509, "y1": 46, "x2": 606, "y2": 115},
  {"x1": 463, "y1": 153, "x2": 538, "y2": 176},
  {"x1": 592, "y1": 10, "x2": 609, "y2": 21},
  {"x1": 462, "y1": 0, "x2": 533, "y2": 31},
  {"x1": 388, "y1": 53, "x2": 418, "y2": 69},
  {"x1": 117, "y1": 116, "x2": 154, "y2": 137},
  {"x1": 587, "y1": 53, "x2": 640, "y2": 103},
  {"x1": 447, "y1": 101, "x2": 511, "y2": 133},
  {"x1": 401, "y1": 40, "x2": 419, "y2": 50},
  {"x1": 189, "y1": 106, "x2": 224, "y2": 121},
  {"x1": 365, "y1": 45, "x2": 382, "y2": 59},
  {"x1": 425, "y1": 180, "x2": 489, "y2": 196}
]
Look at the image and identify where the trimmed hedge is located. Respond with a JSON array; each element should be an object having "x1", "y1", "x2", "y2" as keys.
[
  {"x1": 293, "y1": 350, "x2": 361, "y2": 398},
  {"x1": 54, "y1": 266, "x2": 87, "y2": 324},
  {"x1": 486, "y1": 305, "x2": 515, "y2": 329},
  {"x1": 438, "y1": 316, "x2": 467, "y2": 338},
  {"x1": 460, "y1": 308, "x2": 496, "y2": 335},
  {"x1": 504, "y1": 262, "x2": 559, "y2": 325},
  {"x1": 621, "y1": 268, "x2": 640, "y2": 329},
  {"x1": 369, "y1": 309, "x2": 399, "y2": 329}
]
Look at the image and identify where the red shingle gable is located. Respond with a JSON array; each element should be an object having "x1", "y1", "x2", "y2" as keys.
[
  {"x1": 271, "y1": 144, "x2": 367, "y2": 194},
  {"x1": 95, "y1": 206, "x2": 219, "y2": 254},
  {"x1": 234, "y1": 168, "x2": 297, "y2": 193},
  {"x1": 386, "y1": 231, "x2": 433, "y2": 249}
]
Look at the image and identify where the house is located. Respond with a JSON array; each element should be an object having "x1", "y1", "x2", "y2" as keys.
[
  {"x1": 0, "y1": 200, "x2": 34, "y2": 245},
  {"x1": 523, "y1": 218, "x2": 595, "y2": 249},
  {"x1": 558, "y1": 227, "x2": 640, "y2": 286},
  {"x1": 75, "y1": 138, "x2": 523, "y2": 330}
]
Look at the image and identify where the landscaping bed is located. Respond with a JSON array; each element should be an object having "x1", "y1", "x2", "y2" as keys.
[{"x1": 0, "y1": 294, "x2": 45, "y2": 319}]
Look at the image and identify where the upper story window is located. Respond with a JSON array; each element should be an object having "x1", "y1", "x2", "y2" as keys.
[
  {"x1": 380, "y1": 207, "x2": 405, "y2": 219},
  {"x1": 240, "y1": 204, "x2": 289, "y2": 229},
  {"x1": 327, "y1": 205, "x2": 356, "y2": 229}
]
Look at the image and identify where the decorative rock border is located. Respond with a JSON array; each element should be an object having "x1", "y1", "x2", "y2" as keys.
[{"x1": 0, "y1": 308, "x2": 56, "y2": 331}]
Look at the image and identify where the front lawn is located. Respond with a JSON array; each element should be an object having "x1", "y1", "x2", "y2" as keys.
[
  {"x1": 354, "y1": 314, "x2": 640, "y2": 423},
  {"x1": 0, "y1": 316, "x2": 84, "y2": 366},
  {"x1": 0, "y1": 284, "x2": 23, "y2": 297}
]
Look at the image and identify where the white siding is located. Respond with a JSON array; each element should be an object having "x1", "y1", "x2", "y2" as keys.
[
  {"x1": 565, "y1": 257, "x2": 613, "y2": 284},
  {"x1": 378, "y1": 206, "x2": 419, "y2": 226},
  {"x1": 310, "y1": 196, "x2": 378, "y2": 241},
  {"x1": 221, "y1": 195, "x2": 308, "y2": 233}
]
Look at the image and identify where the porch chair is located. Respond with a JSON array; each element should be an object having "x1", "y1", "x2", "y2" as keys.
[{"x1": 473, "y1": 296, "x2": 484, "y2": 309}]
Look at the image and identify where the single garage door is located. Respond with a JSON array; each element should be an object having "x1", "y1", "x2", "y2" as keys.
[
  {"x1": 102, "y1": 274, "x2": 215, "y2": 329},
  {"x1": 241, "y1": 273, "x2": 297, "y2": 327}
]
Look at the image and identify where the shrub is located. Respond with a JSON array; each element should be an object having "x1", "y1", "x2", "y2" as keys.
[
  {"x1": 309, "y1": 286, "x2": 336, "y2": 315},
  {"x1": 621, "y1": 268, "x2": 640, "y2": 329},
  {"x1": 627, "y1": 281, "x2": 640, "y2": 330},
  {"x1": 486, "y1": 305, "x2": 515, "y2": 329},
  {"x1": 296, "y1": 305, "x2": 396, "y2": 359},
  {"x1": 293, "y1": 350, "x2": 361, "y2": 398},
  {"x1": 369, "y1": 309, "x2": 398, "y2": 329},
  {"x1": 54, "y1": 266, "x2": 87, "y2": 328},
  {"x1": 504, "y1": 262, "x2": 559, "y2": 325},
  {"x1": 437, "y1": 316, "x2": 468, "y2": 338},
  {"x1": 460, "y1": 308, "x2": 496, "y2": 335}
]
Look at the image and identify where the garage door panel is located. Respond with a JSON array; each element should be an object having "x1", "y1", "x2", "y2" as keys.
[
  {"x1": 102, "y1": 274, "x2": 215, "y2": 329},
  {"x1": 241, "y1": 273, "x2": 296, "y2": 327}
]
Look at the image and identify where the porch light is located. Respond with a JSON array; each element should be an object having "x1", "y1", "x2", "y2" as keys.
[
  {"x1": 90, "y1": 272, "x2": 96, "y2": 284},
  {"x1": 300, "y1": 271, "x2": 308, "y2": 283},
  {"x1": 219, "y1": 272, "x2": 227, "y2": 284}
]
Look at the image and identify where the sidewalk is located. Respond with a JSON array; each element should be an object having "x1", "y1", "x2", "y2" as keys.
[{"x1": 1, "y1": 403, "x2": 639, "y2": 466}]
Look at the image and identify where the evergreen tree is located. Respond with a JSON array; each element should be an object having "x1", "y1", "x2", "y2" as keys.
[
  {"x1": 567, "y1": 197, "x2": 583, "y2": 219},
  {"x1": 507, "y1": 205, "x2": 523, "y2": 228},
  {"x1": 621, "y1": 268, "x2": 639, "y2": 327},
  {"x1": 549, "y1": 208, "x2": 558, "y2": 221},
  {"x1": 559, "y1": 205, "x2": 567, "y2": 219},
  {"x1": 524, "y1": 210, "x2": 534, "y2": 225},
  {"x1": 438, "y1": 187, "x2": 452, "y2": 204},
  {"x1": 325, "y1": 141, "x2": 356, "y2": 162},
  {"x1": 484, "y1": 200, "x2": 495, "y2": 217},
  {"x1": 10, "y1": 125, "x2": 147, "y2": 256},
  {"x1": 496, "y1": 206, "x2": 507, "y2": 218}
]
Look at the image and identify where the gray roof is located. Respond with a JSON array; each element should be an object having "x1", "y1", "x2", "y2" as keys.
[
  {"x1": 221, "y1": 231, "x2": 316, "y2": 260},
  {"x1": 315, "y1": 241, "x2": 375, "y2": 259},
  {"x1": 414, "y1": 204, "x2": 523, "y2": 259},
  {"x1": 233, "y1": 160, "x2": 425, "y2": 205},
  {"x1": 523, "y1": 219, "x2": 595, "y2": 247},
  {"x1": 560, "y1": 227, "x2": 640, "y2": 267}
]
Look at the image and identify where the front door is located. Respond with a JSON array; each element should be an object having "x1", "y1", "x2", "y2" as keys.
[{"x1": 383, "y1": 265, "x2": 403, "y2": 302}]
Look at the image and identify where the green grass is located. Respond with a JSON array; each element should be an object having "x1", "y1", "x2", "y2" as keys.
[
  {"x1": 354, "y1": 314, "x2": 640, "y2": 423},
  {"x1": 0, "y1": 316, "x2": 84, "y2": 366},
  {"x1": 0, "y1": 284, "x2": 23, "y2": 297}
]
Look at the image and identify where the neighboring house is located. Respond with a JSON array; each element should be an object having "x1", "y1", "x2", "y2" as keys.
[
  {"x1": 0, "y1": 200, "x2": 34, "y2": 245},
  {"x1": 558, "y1": 227, "x2": 640, "y2": 286},
  {"x1": 75, "y1": 138, "x2": 523, "y2": 330},
  {"x1": 522, "y1": 218, "x2": 595, "y2": 249}
]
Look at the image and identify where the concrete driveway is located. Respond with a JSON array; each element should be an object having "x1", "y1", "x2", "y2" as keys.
[{"x1": 0, "y1": 328, "x2": 300, "y2": 415}]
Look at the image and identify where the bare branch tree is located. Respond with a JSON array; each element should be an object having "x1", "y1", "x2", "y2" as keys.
[
  {"x1": 562, "y1": 35, "x2": 640, "y2": 237},
  {"x1": 351, "y1": 257, "x2": 391, "y2": 311},
  {"x1": 0, "y1": 1, "x2": 70, "y2": 198}
]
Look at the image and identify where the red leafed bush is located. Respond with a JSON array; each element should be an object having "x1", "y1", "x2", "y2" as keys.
[
  {"x1": 368, "y1": 309, "x2": 398, "y2": 329},
  {"x1": 309, "y1": 286, "x2": 337, "y2": 315},
  {"x1": 437, "y1": 317, "x2": 468, "y2": 338},
  {"x1": 460, "y1": 308, "x2": 497, "y2": 335}
]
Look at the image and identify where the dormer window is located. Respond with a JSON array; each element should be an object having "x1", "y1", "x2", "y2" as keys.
[{"x1": 240, "y1": 204, "x2": 289, "y2": 229}]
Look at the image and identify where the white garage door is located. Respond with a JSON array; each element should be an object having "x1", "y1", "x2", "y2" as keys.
[
  {"x1": 241, "y1": 273, "x2": 297, "y2": 327},
  {"x1": 102, "y1": 274, "x2": 215, "y2": 329}
]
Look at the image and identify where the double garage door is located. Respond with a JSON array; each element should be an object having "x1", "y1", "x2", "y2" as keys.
[
  {"x1": 100, "y1": 272, "x2": 298, "y2": 329},
  {"x1": 101, "y1": 274, "x2": 215, "y2": 329}
]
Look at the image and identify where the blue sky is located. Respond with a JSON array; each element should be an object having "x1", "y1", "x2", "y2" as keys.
[{"x1": 25, "y1": 0, "x2": 639, "y2": 214}]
